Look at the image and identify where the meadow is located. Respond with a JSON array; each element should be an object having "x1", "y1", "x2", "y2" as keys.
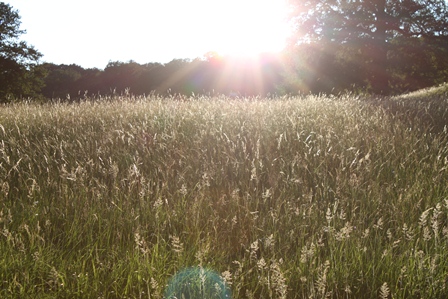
[{"x1": 1, "y1": 85, "x2": 448, "y2": 298}]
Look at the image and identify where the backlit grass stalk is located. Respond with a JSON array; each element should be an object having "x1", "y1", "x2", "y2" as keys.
[{"x1": 0, "y1": 92, "x2": 447, "y2": 298}]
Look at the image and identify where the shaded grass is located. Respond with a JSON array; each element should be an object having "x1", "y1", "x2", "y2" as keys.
[{"x1": 1, "y1": 92, "x2": 448, "y2": 298}]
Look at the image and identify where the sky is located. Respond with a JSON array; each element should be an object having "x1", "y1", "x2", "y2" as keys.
[{"x1": 6, "y1": 0, "x2": 292, "y2": 69}]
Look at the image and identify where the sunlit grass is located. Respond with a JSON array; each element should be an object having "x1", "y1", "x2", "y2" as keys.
[{"x1": 1, "y1": 91, "x2": 447, "y2": 298}]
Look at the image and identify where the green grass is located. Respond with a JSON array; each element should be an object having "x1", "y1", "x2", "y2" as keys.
[{"x1": 0, "y1": 91, "x2": 448, "y2": 298}]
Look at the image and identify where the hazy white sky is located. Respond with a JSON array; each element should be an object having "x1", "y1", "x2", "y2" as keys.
[{"x1": 6, "y1": 0, "x2": 291, "y2": 69}]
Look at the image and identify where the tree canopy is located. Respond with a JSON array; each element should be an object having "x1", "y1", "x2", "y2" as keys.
[
  {"x1": 0, "y1": 2, "x2": 44, "y2": 101},
  {"x1": 287, "y1": 0, "x2": 448, "y2": 94},
  {"x1": 289, "y1": 0, "x2": 448, "y2": 42}
]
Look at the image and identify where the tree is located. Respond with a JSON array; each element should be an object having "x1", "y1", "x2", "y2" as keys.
[
  {"x1": 101, "y1": 61, "x2": 146, "y2": 95},
  {"x1": 287, "y1": 0, "x2": 448, "y2": 94},
  {"x1": 40, "y1": 63, "x2": 86, "y2": 99},
  {"x1": 0, "y1": 2, "x2": 43, "y2": 101}
]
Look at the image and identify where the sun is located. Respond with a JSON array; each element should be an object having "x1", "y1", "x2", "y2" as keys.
[{"x1": 198, "y1": 0, "x2": 290, "y2": 58}]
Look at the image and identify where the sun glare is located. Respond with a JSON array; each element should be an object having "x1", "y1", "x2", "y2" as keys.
[
  {"x1": 8, "y1": 0, "x2": 291, "y2": 68},
  {"x1": 200, "y1": 0, "x2": 290, "y2": 58}
]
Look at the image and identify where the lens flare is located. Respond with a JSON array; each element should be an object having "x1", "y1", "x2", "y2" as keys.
[{"x1": 164, "y1": 267, "x2": 231, "y2": 299}]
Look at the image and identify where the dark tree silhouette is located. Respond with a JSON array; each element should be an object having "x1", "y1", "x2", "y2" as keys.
[
  {"x1": 287, "y1": 0, "x2": 448, "y2": 94},
  {"x1": 41, "y1": 63, "x2": 83, "y2": 99},
  {"x1": 0, "y1": 2, "x2": 44, "y2": 101}
]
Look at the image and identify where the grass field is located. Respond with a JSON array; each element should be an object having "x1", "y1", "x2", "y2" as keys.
[{"x1": 1, "y1": 85, "x2": 448, "y2": 298}]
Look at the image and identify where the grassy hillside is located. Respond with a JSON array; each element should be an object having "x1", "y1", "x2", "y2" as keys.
[
  {"x1": 396, "y1": 82, "x2": 448, "y2": 100},
  {"x1": 373, "y1": 82, "x2": 448, "y2": 134},
  {"x1": 1, "y1": 91, "x2": 448, "y2": 298}
]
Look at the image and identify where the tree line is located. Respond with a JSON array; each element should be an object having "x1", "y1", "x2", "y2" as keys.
[
  {"x1": 38, "y1": 54, "x2": 285, "y2": 100},
  {"x1": 1, "y1": 1, "x2": 448, "y2": 102}
]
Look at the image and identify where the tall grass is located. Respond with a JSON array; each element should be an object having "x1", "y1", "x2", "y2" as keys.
[{"x1": 1, "y1": 91, "x2": 447, "y2": 298}]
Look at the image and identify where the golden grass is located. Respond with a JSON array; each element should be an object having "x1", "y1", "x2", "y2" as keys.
[{"x1": 0, "y1": 91, "x2": 447, "y2": 298}]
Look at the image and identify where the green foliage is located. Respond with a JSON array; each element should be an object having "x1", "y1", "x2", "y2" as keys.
[
  {"x1": 0, "y1": 2, "x2": 44, "y2": 101},
  {"x1": 0, "y1": 91, "x2": 448, "y2": 298}
]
